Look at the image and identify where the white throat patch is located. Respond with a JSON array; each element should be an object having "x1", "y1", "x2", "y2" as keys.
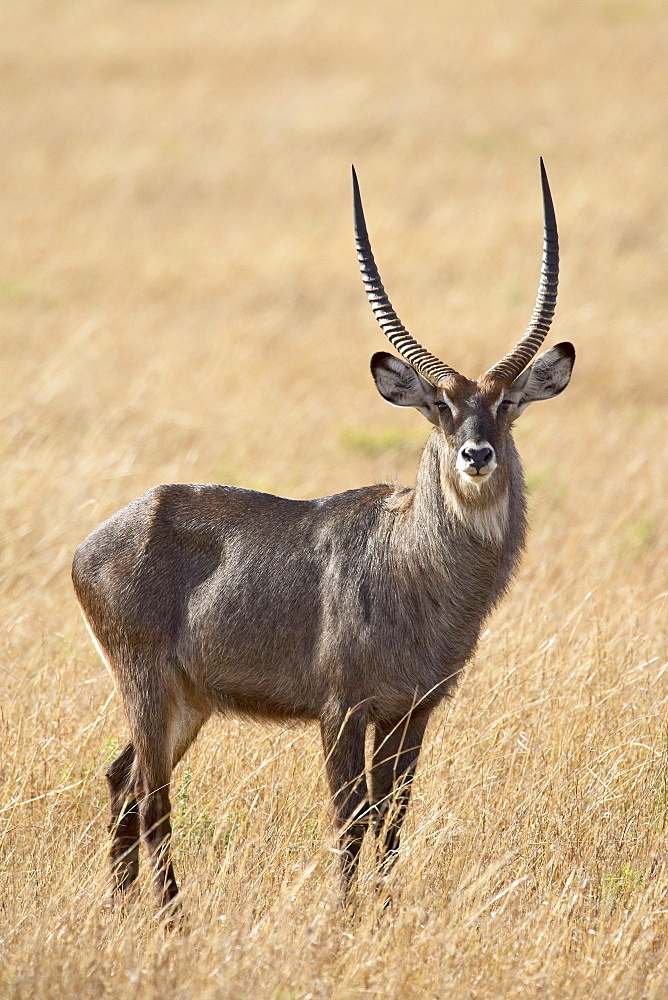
[{"x1": 449, "y1": 487, "x2": 510, "y2": 546}]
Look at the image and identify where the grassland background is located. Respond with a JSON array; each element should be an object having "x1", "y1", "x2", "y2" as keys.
[{"x1": 1, "y1": 1, "x2": 667, "y2": 997}]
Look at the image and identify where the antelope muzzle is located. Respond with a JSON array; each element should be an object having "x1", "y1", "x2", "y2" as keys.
[{"x1": 457, "y1": 440, "x2": 497, "y2": 479}]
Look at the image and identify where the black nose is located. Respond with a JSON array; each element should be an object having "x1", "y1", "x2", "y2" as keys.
[{"x1": 461, "y1": 445, "x2": 494, "y2": 471}]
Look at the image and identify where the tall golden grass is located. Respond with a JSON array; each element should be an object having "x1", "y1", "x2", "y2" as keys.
[{"x1": 1, "y1": 1, "x2": 667, "y2": 996}]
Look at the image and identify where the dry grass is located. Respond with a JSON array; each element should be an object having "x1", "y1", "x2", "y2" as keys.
[{"x1": 1, "y1": 0, "x2": 667, "y2": 996}]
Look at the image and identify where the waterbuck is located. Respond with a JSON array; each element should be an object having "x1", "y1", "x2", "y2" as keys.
[{"x1": 73, "y1": 161, "x2": 574, "y2": 914}]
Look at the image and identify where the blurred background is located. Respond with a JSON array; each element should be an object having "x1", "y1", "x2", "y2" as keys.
[
  {"x1": 2, "y1": 1, "x2": 666, "y2": 561},
  {"x1": 1, "y1": 2, "x2": 667, "y2": 995}
]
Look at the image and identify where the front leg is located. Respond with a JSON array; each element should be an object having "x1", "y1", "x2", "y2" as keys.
[
  {"x1": 370, "y1": 709, "x2": 430, "y2": 877},
  {"x1": 320, "y1": 703, "x2": 370, "y2": 898}
]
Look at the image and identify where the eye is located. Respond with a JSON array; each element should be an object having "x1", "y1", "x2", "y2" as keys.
[
  {"x1": 499, "y1": 399, "x2": 512, "y2": 410},
  {"x1": 436, "y1": 401, "x2": 451, "y2": 414}
]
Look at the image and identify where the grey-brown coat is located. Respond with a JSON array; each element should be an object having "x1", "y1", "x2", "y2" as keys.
[{"x1": 72, "y1": 162, "x2": 575, "y2": 915}]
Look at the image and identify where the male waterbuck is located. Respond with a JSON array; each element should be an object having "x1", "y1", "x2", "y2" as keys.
[{"x1": 73, "y1": 161, "x2": 574, "y2": 915}]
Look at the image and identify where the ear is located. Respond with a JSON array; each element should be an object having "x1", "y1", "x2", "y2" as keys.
[
  {"x1": 370, "y1": 352, "x2": 439, "y2": 424},
  {"x1": 506, "y1": 342, "x2": 575, "y2": 418}
]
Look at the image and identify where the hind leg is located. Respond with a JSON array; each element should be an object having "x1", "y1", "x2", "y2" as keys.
[
  {"x1": 171, "y1": 703, "x2": 210, "y2": 768},
  {"x1": 132, "y1": 696, "x2": 209, "y2": 915},
  {"x1": 106, "y1": 741, "x2": 140, "y2": 898},
  {"x1": 134, "y1": 754, "x2": 179, "y2": 915},
  {"x1": 102, "y1": 638, "x2": 208, "y2": 915}
]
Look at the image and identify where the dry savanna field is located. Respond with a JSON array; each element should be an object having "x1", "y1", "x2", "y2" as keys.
[{"x1": 1, "y1": 1, "x2": 667, "y2": 997}]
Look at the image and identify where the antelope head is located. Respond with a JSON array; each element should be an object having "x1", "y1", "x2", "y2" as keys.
[{"x1": 353, "y1": 161, "x2": 575, "y2": 502}]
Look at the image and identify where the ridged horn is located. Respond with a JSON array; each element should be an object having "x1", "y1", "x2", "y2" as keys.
[
  {"x1": 485, "y1": 158, "x2": 559, "y2": 384},
  {"x1": 352, "y1": 166, "x2": 460, "y2": 387}
]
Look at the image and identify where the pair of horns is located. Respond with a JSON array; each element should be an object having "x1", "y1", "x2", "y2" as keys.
[{"x1": 353, "y1": 159, "x2": 559, "y2": 387}]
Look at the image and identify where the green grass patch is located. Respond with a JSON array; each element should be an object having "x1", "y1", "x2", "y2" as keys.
[{"x1": 339, "y1": 427, "x2": 421, "y2": 457}]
